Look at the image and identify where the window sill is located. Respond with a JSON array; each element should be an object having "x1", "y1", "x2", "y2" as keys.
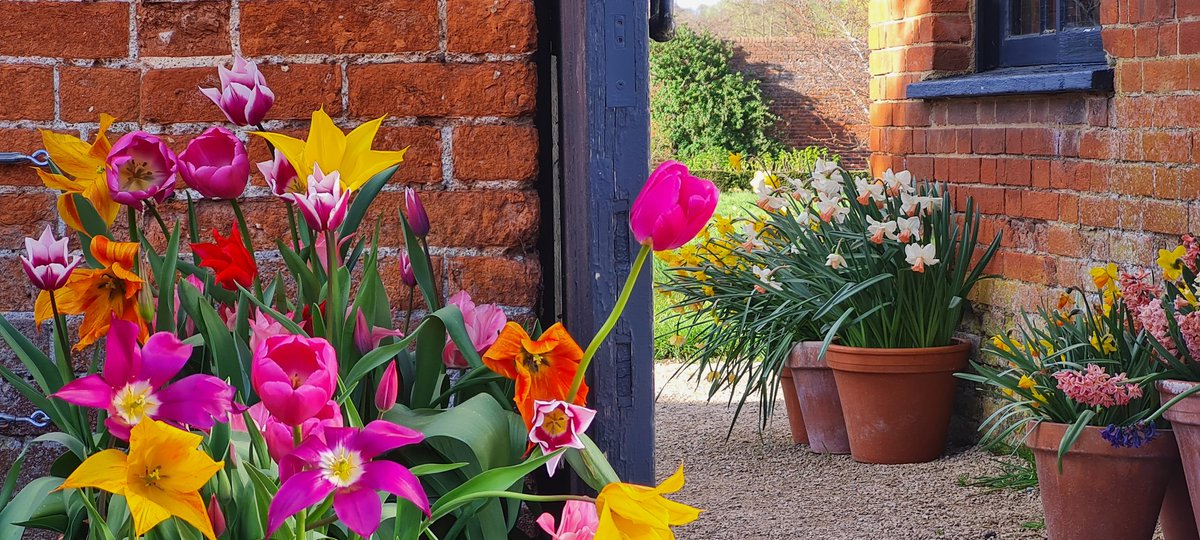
[{"x1": 905, "y1": 64, "x2": 1114, "y2": 100}]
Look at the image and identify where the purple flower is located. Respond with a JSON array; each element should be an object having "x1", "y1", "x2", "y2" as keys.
[
  {"x1": 200, "y1": 56, "x2": 275, "y2": 126},
  {"x1": 106, "y1": 131, "x2": 179, "y2": 209},
  {"x1": 404, "y1": 188, "x2": 430, "y2": 237},
  {"x1": 399, "y1": 251, "x2": 417, "y2": 288},
  {"x1": 283, "y1": 164, "x2": 350, "y2": 232},
  {"x1": 257, "y1": 149, "x2": 298, "y2": 196},
  {"x1": 178, "y1": 126, "x2": 250, "y2": 200},
  {"x1": 21, "y1": 226, "x2": 80, "y2": 291},
  {"x1": 1101, "y1": 421, "x2": 1158, "y2": 448}
]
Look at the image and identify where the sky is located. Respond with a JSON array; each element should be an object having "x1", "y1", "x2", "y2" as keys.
[{"x1": 676, "y1": 0, "x2": 722, "y2": 9}]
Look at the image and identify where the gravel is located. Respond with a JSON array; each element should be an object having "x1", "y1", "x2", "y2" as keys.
[{"x1": 654, "y1": 362, "x2": 1050, "y2": 540}]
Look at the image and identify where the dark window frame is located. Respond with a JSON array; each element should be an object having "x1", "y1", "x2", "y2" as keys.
[{"x1": 978, "y1": 0, "x2": 1106, "y2": 70}]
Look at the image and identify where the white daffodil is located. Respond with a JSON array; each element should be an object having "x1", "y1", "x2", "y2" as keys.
[
  {"x1": 825, "y1": 252, "x2": 847, "y2": 270},
  {"x1": 894, "y1": 216, "x2": 922, "y2": 243},
  {"x1": 812, "y1": 177, "x2": 843, "y2": 197},
  {"x1": 815, "y1": 193, "x2": 849, "y2": 224},
  {"x1": 905, "y1": 243, "x2": 939, "y2": 273},
  {"x1": 866, "y1": 215, "x2": 897, "y2": 245},
  {"x1": 854, "y1": 178, "x2": 886, "y2": 206},
  {"x1": 813, "y1": 158, "x2": 840, "y2": 179},
  {"x1": 740, "y1": 222, "x2": 766, "y2": 250},
  {"x1": 751, "y1": 265, "x2": 783, "y2": 291},
  {"x1": 751, "y1": 171, "x2": 787, "y2": 211},
  {"x1": 883, "y1": 168, "x2": 914, "y2": 196}
]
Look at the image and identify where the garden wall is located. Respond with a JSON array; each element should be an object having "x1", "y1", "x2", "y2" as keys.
[{"x1": 0, "y1": 0, "x2": 539, "y2": 483}]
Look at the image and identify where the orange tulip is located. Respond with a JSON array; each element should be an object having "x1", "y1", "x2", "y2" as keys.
[
  {"x1": 482, "y1": 322, "x2": 589, "y2": 429},
  {"x1": 35, "y1": 236, "x2": 146, "y2": 350}
]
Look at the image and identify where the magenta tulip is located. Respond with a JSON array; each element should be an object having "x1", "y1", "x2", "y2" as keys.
[
  {"x1": 283, "y1": 164, "x2": 349, "y2": 232},
  {"x1": 200, "y1": 56, "x2": 275, "y2": 127},
  {"x1": 257, "y1": 149, "x2": 298, "y2": 196},
  {"x1": 106, "y1": 131, "x2": 179, "y2": 209},
  {"x1": 236, "y1": 400, "x2": 343, "y2": 464},
  {"x1": 404, "y1": 188, "x2": 430, "y2": 237},
  {"x1": 21, "y1": 226, "x2": 80, "y2": 291},
  {"x1": 208, "y1": 495, "x2": 227, "y2": 538},
  {"x1": 52, "y1": 318, "x2": 235, "y2": 440},
  {"x1": 269, "y1": 421, "x2": 429, "y2": 538},
  {"x1": 629, "y1": 160, "x2": 719, "y2": 251},
  {"x1": 442, "y1": 291, "x2": 506, "y2": 369},
  {"x1": 250, "y1": 334, "x2": 338, "y2": 426},
  {"x1": 375, "y1": 361, "x2": 399, "y2": 412},
  {"x1": 528, "y1": 400, "x2": 596, "y2": 476},
  {"x1": 353, "y1": 308, "x2": 403, "y2": 355},
  {"x1": 178, "y1": 126, "x2": 250, "y2": 199},
  {"x1": 537, "y1": 500, "x2": 599, "y2": 540},
  {"x1": 399, "y1": 251, "x2": 417, "y2": 288}
]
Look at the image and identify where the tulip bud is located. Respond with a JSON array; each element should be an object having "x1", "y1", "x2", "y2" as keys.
[
  {"x1": 376, "y1": 361, "x2": 399, "y2": 412},
  {"x1": 20, "y1": 226, "x2": 80, "y2": 291},
  {"x1": 257, "y1": 149, "x2": 298, "y2": 196},
  {"x1": 629, "y1": 160, "x2": 719, "y2": 251},
  {"x1": 282, "y1": 164, "x2": 349, "y2": 233},
  {"x1": 106, "y1": 131, "x2": 179, "y2": 209},
  {"x1": 200, "y1": 56, "x2": 275, "y2": 127},
  {"x1": 354, "y1": 310, "x2": 373, "y2": 355},
  {"x1": 399, "y1": 251, "x2": 417, "y2": 288},
  {"x1": 179, "y1": 126, "x2": 250, "y2": 200},
  {"x1": 208, "y1": 494, "x2": 227, "y2": 537},
  {"x1": 404, "y1": 188, "x2": 430, "y2": 237}
]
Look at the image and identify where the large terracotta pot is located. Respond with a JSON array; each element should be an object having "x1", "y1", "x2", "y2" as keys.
[
  {"x1": 824, "y1": 340, "x2": 970, "y2": 464},
  {"x1": 778, "y1": 368, "x2": 808, "y2": 444},
  {"x1": 1162, "y1": 470, "x2": 1200, "y2": 540},
  {"x1": 1028, "y1": 422, "x2": 1180, "y2": 540},
  {"x1": 787, "y1": 341, "x2": 850, "y2": 454},
  {"x1": 1158, "y1": 380, "x2": 1200, "y2": 536}
]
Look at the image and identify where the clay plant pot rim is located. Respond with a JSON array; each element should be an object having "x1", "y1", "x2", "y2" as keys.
[
  {"x1": 1158, "y1": 379, "x2": 1200, "y2": 395},
  {"x1": 786, "y1": 340, "x2": 828, "y2": 370},
  {"x1": 824, "y1": 339, "x2": 972, "y2": 374},
  {"x1": 1156, "y1": 379, "x2": 1200, "y2": 420},
  {"x1": 1026, "y1": 421, "x2": 1179, "y2": 459}
]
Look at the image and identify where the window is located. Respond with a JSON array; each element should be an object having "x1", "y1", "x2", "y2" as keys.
[{"x1": 979, "y1": 0, "x2": 1105, "y2": 70}]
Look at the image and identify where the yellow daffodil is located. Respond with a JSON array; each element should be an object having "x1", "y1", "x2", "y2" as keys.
[
  {"x1": 1018, "y1": 375, "x2": 1037, "y2": 391},
  {"x1": 693, "y1": 271, "x2": 710, "y2": 282},
  {"x1": 59, "y1": 419, "x2": 222, "y2": 540},
  {"x1": 253, "y1": 108, "x2": 407, "y2": 191},
  {"x1": 37, "y1": 114, "x2": 120, "y2": 234},
  {"x1": 595, "y1": 464, "x2": 701, "y2": 539},
  {"x1": 1038, "y1": 339, "x2": 1055, "y2": 356},
  {"x1": 1030, "y1": 388, "x2": 1047, "y2": 406},
  {"x1": 668, "y1": 334, "x2": 685, "y2": 347},
  {"x1": 991, "y1": 335, "x2": 1011, "y2": 353},
  {"x1": 705, "y1": 370, "x2": 719, "y2": 382},
  {"x1": 1159, "y1": 245, "x2": 1188, "y2": 282},
  {"x1": 712, "y1": 214, "x2": 735, "y2": 236},
  {"x1": 1002, "y1": 387, "x2": 1015, "y2": 398},
  {"x1": 728, "y1": 152, "x2": 744, "y2": 171},
  {"x1": 1057, "y1": 292, "x2": 1074, "y2": 311},
  {"x1": 1183, "y1": 282, "x2": 1200, "y2": 308},
  {"x1": 1091, "y1": 332, "x2": 1117, "y2": 355},
  {"x1": 1090, "y1": 263, "x2": 1119, "y2": 292},
  {"x1": 702, "y1": 285, "x2": 715, "y2": 297}
]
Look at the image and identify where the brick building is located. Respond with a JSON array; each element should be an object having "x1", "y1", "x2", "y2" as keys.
[{"x1": 868, "y1": 0, "x2": 1200, "y2": 336}]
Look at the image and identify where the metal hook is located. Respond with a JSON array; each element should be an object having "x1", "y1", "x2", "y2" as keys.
[
  {"x1": 0, "y1": 410, "x2": 51, "y2": 429},
  {"x1": 0, "y1": 150, "x2": 50, "y2": 167}
]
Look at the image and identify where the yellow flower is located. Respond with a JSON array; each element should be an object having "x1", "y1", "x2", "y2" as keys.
[
  {"x1": 595, "y1": 464, "x2": 701, "y2": 539},
  {"x1": 1030, "y1": 388, "x2": 1047, "y2": 406},
  {"x1": 1183, "y1": 282, "x2": 1200, "y2": 308},
  {"x1": 1018, "y1": 375, "x2": 1037, "y2": 390},
  {"x1": 253, "y1": 108, "x2": 407, "y2": 191},
  {"x1": 59, "y1": 419, "x2": 222, "y2": 540},
  {"x1": 37, "y1": 114, "x2": 121, "y2": 234},
  {"x1": 1002, "y1": 387, "x2": 1015, "y2": 398},
  {"x1": 668, "y1": 334, "x2": 685, "y2": 347},
  {"x1": 702, "y1": 285, "x2": 715, "y2": 297},
  {"x1": 1091, "y1": 332, "x2": 1117, "y2": 355},
  {"x1": 705, "y1": 370, "x2": 719, "y2": 382},
  {"x1": 1038, "y1": 339, "x2": 1055, "y2": 356},
  {"x1": 693, "y1": 271, "x2": 710, "y2": 282},
  {"x1": 1159, "y1": 245, "x2": 1188, "y2": 282},
  {"x1": 728, "y1": 152, "x2": 744, "y2": 171},
  {"x1": 1090, "y1": 263, "x2": 1119, "y2": 291},
  {"x1": 991, "y1": 335, "x2": 1011, "y2": 353},
  {"x1": 712, "y1": 214, "x2": 735, "y2": 236}
]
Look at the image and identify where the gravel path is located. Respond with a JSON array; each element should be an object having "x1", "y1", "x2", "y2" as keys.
[{"x1": 654, "y1": 363, "x2": 1049, "y2": 540}]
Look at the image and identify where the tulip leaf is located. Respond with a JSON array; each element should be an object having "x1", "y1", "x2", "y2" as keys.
[
  {"x1": 0, "y1": 477, "x2": 64, "y2": 538},
  {"x1": 155, "y1": 224, "x2": 182, "y2": 333},
  {"x1": 69, "y1": 193, "x2": 109, "y2": 239},
  {"x1": 427, "y1": 449, "x2": 563, "y2": 523},
  {"x1": 236, "y1": 285, "x2": 308, "y2": 337},
  {"x1": 409, "y1": 462, "x2": 469, "y2": 476},
  {"x1": 276, "y1": 240, "x2": 320, "y2": 305},
  {"x1": 340, "y1": 164, "x2": 399, "y2": 243},
  {"x1": 564, "y1": 434, "x2": 621, "y2": 491},
  {"x1": 0, "y1": 444, "x2": 27, "y2": 515},
  {"x1": 182, "y1": 280, "x2": 248, "y2": 397},
  {"x1": 398, "y1": 210, "x2": 440, "y2": 311},
  {"x1": 343, "y1": 330, "x2": 420, "y2": 395}
]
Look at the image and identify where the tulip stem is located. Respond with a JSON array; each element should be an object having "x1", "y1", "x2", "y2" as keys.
[
  {"x1": 293, "y1": 426, "x2": 307, "y2": 539},
  {"x1": 145, "y1": 204, "x2": 170, "y2": 241},
  {"x1": 420, "y1": 238, "x2": 439, "y2": 308},
  {"x1": 325, "y1": 230, "x2": 341, "y2": 349},
  {"x1": 286, "y1": 205, "x2": 302, "y2": 253},
  {"x1": 403, "y1": 286, "x2": 415, "y2": 335},
  {"x1": 566, "y1": 244, "x2": 652, "y2": 403},
  {"x1": 230, "y1": 199, "x2": 256, "y2": 257},
  {"x1": 48, "y1": 290, "x2": 73, "y2": 383}
]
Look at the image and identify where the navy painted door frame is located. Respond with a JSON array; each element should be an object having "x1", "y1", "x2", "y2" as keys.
[{"x1": 549, "y1": 0, "x2": 656, "y2": 485}]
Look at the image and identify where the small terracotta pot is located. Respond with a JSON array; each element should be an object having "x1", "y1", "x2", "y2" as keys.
[
  {"x1": 824, "y1": 340, "x2": 970, "y2": 464},
  {"x1": 1158, "y1": 380, "x2": 1200, "y2": 537},
  {"x1": 1028, "y1": 422, "x2": 1180, "y2": 540},
  {"x1": 778, "y1": 368, "x2": 808, "y2": 444},
  {"x1": 787, "y1": 341, "x2": 850, "y2": 454}
]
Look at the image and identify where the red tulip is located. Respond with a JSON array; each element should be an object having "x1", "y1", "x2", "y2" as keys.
[
  {"x1": 192, "y1": 226, "x2": 257, "y2": 290},
  {"x1": 629, "y1": 161, "x2": 719, "y2": 251}
]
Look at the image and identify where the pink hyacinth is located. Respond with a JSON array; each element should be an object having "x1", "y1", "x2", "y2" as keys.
[
  {"x1": 529, "y1": 400, "x2": 596, "y2": 476},
  {"x1": 442, "y1": 291, "x2": 507, "y2": 369},
  {"x1": 233, "y1": 401, "x2": 343, "y2": 464},
  {"x1": 269, "y1": 421, "x2": 429, "y2": 538},
  {"x1": 283, "y1": 164, "x2": 349, "y2": 232},
  {"x1": 1139, "y1": 303, "x2": 1180, "y2": 357},
  {"x1": 1053, "y1": 364, "x2": 1143, "y2": 408},
  {"x1": 250, "y1": 334, "x2": 338, "y2": 426},
  {"x1": 20, "y1": 226, "x2": 80, "y2": 291},
  {"x1": 1178, "y1": 310, "x2": 1200, "y2": 359},
  {"x1": 1120, "y1": 269, "x2": 1162, "y2": 326},
  {"x1": 630, "y1": 161, "x2": 719, "y2": 251},
  {"x1": 537, "y1": 500, "x2": 599, "y2": 540},
  {"x1": 1185, "y1": 234, "x2": 1200, "y2": 273},
  {"x1": 53, "y1": 318, "x2": 234, "y2": 440},
  {"x1": 200, "y1": 56, "x2": 275, "y2": 127}
]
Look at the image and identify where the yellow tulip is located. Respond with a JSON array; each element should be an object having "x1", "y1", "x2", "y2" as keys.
[
  {"x1": 253, "y1": 108, "x2": 407, "y2": 191},
  {"x1": 595, "y1": 464, "x2": 701, "y2": 539},
  {"x1": 59, "y1": 419, "x2": 222, "y2": 540},
  {"x1": 37, "y1": 114, "x2": 120, "y2": 234}
]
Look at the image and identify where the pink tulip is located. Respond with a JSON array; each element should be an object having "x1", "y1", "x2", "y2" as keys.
[
  {"x1": 404, "y1": 188, "x2": 430, "y2": 237},
  {"x1": 234, "y1": 401, "x2": 343, "y2": 464},
  {"x1": 106, "y1": 131, "x2": 179, "y2": 209},
  {"x1": 630, "y1": 160, "x2": 719, "y2": 251},
  {"x1": 536, "y1": 500, "x2": 599, "y2": 540},
  {"x1": 178, "y1": 126, "x2": 250, "y2": 199},
  {"x1": 53, "y1": 318, "x2": 235, "y2": 440},
  {"x1": 257, "y1": 149, "x2": 298, "y2": 196},
  {"x1": 250, "y1": 334, "x2": 338, "y2": 426},
  {"x1": 399, "y1": 251, "x2": 417, "y2": 288},
  {"x1": 200, "y1": 56, "x2": 275, "y2": 127},
  {"x1": 21, "y1": 226, "x2": 80, "y2": 291},
  {"x1": 442, "y1": 291, "x2": 506, "y2": 369},
  {"x1": 354, "y1": 309, "x2": 404, "y2": 355},
  {"x1": 248, "y1": 309, "x2": 290, "y2": 352},
  {"x1": 375, "y1": 361, "x2": 399, "y2": 412},
  {"x1": 269, "y1": 421, "x2": 429, "y2": 538},
  {"x1": 283, "y1": 164, "x2": 349, "y2": 232},
  {"x1": 208, "y1": 495, "x2": 227, "y2": 538},
  {"x1": 529, "y1": 400, "x2": 596, "y2": 476}
]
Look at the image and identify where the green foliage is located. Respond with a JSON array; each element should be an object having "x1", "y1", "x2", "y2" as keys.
[
  {"x1": 689, "y1": 146, "x2": 841, "y2": 192},
  {"x1": 650, "y1": 26, "x2": 778, "y2": 162}
]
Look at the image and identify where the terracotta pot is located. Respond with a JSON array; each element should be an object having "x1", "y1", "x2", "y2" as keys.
[
  {"x1": 1163, "y1": 469, "x2": 1200, "y2": 540},
  {"x1": 778, "y1": 368, "x2": 808, "y2": 444},
  {"x1": 786, "y1": 341, "x2": 850, "y2": 454},
  {"x1": 1158, "y1": 380, "x2": 1200, "y2": 537},
  {"x1": 1028, "y1": 422, "x2": 1180, "y2": 540},
  {"x1": 824, "y1": 340, "x2": 970, "y2": 464}
]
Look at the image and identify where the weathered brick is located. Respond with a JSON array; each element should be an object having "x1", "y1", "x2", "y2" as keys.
[
  {"x1": 447, "y1": 256, "x2": 540, "y2": 306},
  {"x1": 453, "y1": 125, "x2": 538, "y2": 182},
  {"x1": 375, "y1": 190, "x2": 540, "y2": 249},
  {"x1": 0, "y1": 66, "x2": 53, "y2": 121},
  {"x1": 241, "y1": 0, "x2": 438, "y2": 55},
  {"x1": 0, "y1": 2, "x2": 128, "y2": 58},
  {"x1": 60, "y1": 67, "x2": 140, "y2": 123},
  {"x1": 376, "y1": 126, "x2": 444, "y2": 185},
  {"x1": 447, "y1": 0, "x2": 537, "y2": 54},
  {"x1": 348, "y1": 63, "x2": 536, "y2": 118},
  {"x1": 143, "y1": 64, "x2": 342, "y2": 124},
  {"x1": 0, "y1": 193, "x2": 56, "y2": 250},
  {"x1": 138, "y1": 1, "x2": 231, "y2": 57}
]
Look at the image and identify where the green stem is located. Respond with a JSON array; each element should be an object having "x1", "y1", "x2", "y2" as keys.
[
  {"x1": 145, "y1": 204, "x2": 170, "y2": 241},
  {"x1": 403, "y1": 286, "x2": 415, "y2": 335},
  {"x1": 230, "y1": 199, "x2": 256, "y2": 256},
  {"x1": 287, "y1": 205, "x2": 303, "y2": 253},
  {"x1": 306, "y1": 495, "x2": 333, "y2": 529},
  {"x1": 293, "y1": 425, "x2": 307, "y2": 539},
  {"x1": 48, "y1": 290, "x2": 73, "y2": 381},
  {"x1": 420, "y1": 238, "x2": 439, "y2": 307},
  {"x1": 325, "y1": 230, "x2": 340, "y2": 349},
  {"x1": 566, "y1": 244, "x2": 651, "y2": 403}
]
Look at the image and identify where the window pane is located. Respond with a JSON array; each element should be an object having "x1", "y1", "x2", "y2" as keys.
[
  {"x1": 1010, "y1": 0, "x2": 1055, "y2": 35},
  {"x1": 1063, "y1": 0, "x2": 1100, "y2": 28}
]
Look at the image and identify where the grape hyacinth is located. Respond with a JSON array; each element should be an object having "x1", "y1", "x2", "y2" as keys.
[{"x1": 1101, "y1": 421, "x2": 1158, "y2": 448}]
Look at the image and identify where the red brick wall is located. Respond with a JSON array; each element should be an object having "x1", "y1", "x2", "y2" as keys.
[
  {"x1": 869, "y1": 0, "x2": 1200, "y2": 334},
  {"x1": 0, "y1": 0, "x2": 539, "y2": 480}
]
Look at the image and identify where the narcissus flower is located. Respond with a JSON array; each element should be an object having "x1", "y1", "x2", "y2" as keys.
[
  {"x1": 483, "y1": 322, "x2": 589, "y2": 429},
  {"x1": 727, "y1": 152, "x2": 743, "y2": 172},
  {"x1": 630, "y1": 161, "x2": 719, "y2": 251},
  {"x1": 200, "y1": 56, "x2": 275, "y2": 127},
  {"x1": 251, "y1": 334, "x2": 338, "y2": 426},
  {"x1": 106, "y1": 131, "x2": 179, "y2": 209},
  {"x1": 537, "y1": 500, "x2": 599, "y2": 540},
  {"x1": 58, "y1": 419, "x2": 224, "y2": 540},
  {"x1": 882, "y1": 168, "x2": 914, "y2": 196},
  {"x1": 595, "y1": 464, "x2": 701, "y2": 539},
  {"x1": 283, "y1": 164, "x2": 350, "y2": 232},
  {"x1": 34, "y1": 236, "x2": 145, "y2": 350},
  {"x1": 1090, "y1": 263, "x2": 1119, "y2": 292},
  {"x1": 1159, "y1": 245, "x2": 1188, "y2": 282},
  {"x1": 529, "y1": 400, "x2": 596, "y2": 476},
  {"x1": 825, "y1": 252, "x2": 847, "y2": 270},
  {"x1": 192, "y1": 226, "x2": 257, "y2": 290},
  {"x1": 21, "y1": 226, "x2": 80, "y2": 291},
  {"x1": 178, "y1": 126, "x2": 250, "y2": 200},
  {"x1": 253, "y1": 108, "x2": 407, "y2": 191},
  {"x1": 53, "y1": 319, "x2": 234, "y2": 440},
  {"x1": 257, "y1": 149, "x2": 299, "y2": 196},
  {"x1": 442, "y1": 290, "x2": 506, "y2": 369},
  {"x1": 905, "y1": 243, "x2": 939, "y2": 273},
  {"x1": 865, "y1": 216, "x2": 896, "y2": 245},
  {"x1": 269, "y1": 421, "x2": 429, "y2": 538},
  {"x1": 37, "y1": 114, "x2": 121, "y2": 233}
]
